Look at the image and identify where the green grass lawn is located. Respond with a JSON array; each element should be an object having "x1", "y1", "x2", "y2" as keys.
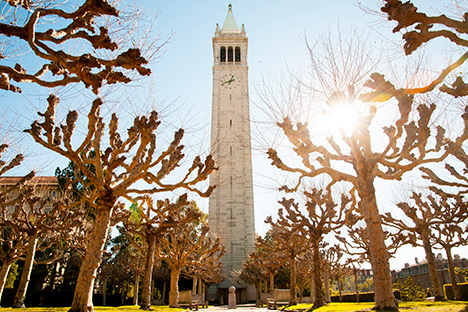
[
  {"x1": 0, "y1": 306, "x2": 185, "y2": 312},
  {"x1": 285, "y1": 301, "x2": 468, "y2": 312}
]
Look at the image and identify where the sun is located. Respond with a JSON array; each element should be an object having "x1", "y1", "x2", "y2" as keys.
[{"x1": 318, "y1": 103, "x2": 361, "y2": 137}]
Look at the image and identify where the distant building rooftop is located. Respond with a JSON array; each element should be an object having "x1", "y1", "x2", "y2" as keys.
[{"x1": 0, "y1": 176, "x2": 57, "y2": 185}]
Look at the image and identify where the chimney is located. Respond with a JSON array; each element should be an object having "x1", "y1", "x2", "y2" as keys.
[{"x1": 415, "y1": 257, "x2": 419, "y2": 264}]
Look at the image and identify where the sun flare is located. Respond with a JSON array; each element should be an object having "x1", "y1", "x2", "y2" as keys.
[{"x1": 319, "y1": 104, "x2": 360, "y2": 137}]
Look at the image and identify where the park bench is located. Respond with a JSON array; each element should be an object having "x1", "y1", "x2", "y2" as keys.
[
  {"x1": 256, "y1": 292, "x2": 272, "y2": 307},
  {"x1": 267, "y1": 289, "x2": 290, "y2": 309},
  {"x1": 192, "y1": 294, "x2": 208, "y2": 308},
  {"x1": 178, "y1": 290, "x2": 199, "y2": 311}
]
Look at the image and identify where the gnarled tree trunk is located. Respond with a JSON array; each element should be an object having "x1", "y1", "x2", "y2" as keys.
[
  {"x1": 421, "y1": 232, "x2": 444, "y2": 301},
  {"x1": 312, "y1": 239, "x2": 324, "y2": 308},
  {"x1": 289, "y1": 257, "x2": 297, "y2": 306},
  {"x1": 310, "y1": 240, "x2": 325, "y2": 309},
  {"x1": 69, "y1": 197, "x2": 115, "y2": 312},
  {"x1": 323, "y1": 268, "x2": 331, "y2": 303},
  {"x1": 133, "y1": 273, "x2": 140, "y2": 305},
  {"x1": 0, "y1": 259, "x2": 14, "y2": 306},
  {"x1": 269, "y1": 272, "x2": 274, "y2": 294},
  {"x1": 357, "y1": 177, "x2": 397, "y2": 310},
  {"x1": 140, "y1": 232, "x2": 156, "y2": 310},
  {"x1": 444, "y1": 246, "x2": 461, "y2": 300},
  {"x1": 353, "y1": 269, "x2": 360, "y2": 303},
  {"x1": 169, "y1": 267, "x2": 182, "y2": 308},
  {"x1": 13, "y1": 234, "x2": 38, "y2": 308}
]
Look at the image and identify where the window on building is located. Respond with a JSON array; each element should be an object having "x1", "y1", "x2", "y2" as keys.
[
  {"x1": 228, "y1": 46, "x2": 233, "y2": 62},
  {"x1": 235, "y1": 46, "x2": 241, "y2": 62},
  {"x1": 220, "y1": 46, "x2": 226, "y2": 62}
]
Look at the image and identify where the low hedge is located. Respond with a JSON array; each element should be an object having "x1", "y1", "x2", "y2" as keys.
[
  {"x1": 330, "y1": 290, "x2": 401, "y2": 303},
  {"x1": 444, "y1": 282, "x2": 468, "y2": 301}
]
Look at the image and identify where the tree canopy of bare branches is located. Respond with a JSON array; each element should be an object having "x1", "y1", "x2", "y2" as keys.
[
  {"x1": 159, "y1": 219, "x2": 224, "y2": 308},
  {"x1": 265, "y1": 206, "x2": 310, "y2": 306},
  {"x1": 25, "y1": 95, "x2": 216, "y2": 312},
  {"x1": 0, "y1": 0, "x2": 152, "y2": 94},
  {"x1": 266, "y1": 1, "x2": 468, "y2": 309}
]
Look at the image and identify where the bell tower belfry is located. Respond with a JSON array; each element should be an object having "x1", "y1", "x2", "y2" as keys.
[{"x1": 208, "y1": 4, "x2": 255, "y2": 303}]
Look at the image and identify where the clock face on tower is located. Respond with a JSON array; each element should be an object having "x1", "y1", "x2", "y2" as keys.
[{"x1": 220, "y1": 73, "x2": 241, "y2": 89}]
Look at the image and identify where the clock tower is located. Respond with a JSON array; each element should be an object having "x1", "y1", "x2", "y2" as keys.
[{"x1": 208, "y1": 4, "x2": 255, "y2": 303}]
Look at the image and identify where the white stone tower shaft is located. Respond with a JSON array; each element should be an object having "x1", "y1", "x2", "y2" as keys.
[{"x1": 209, "y1": 5, "x2": 255, "y2": 281}]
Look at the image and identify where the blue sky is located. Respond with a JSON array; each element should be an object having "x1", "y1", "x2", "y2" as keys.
[
  {"x1": 2, "y1": 0, "x2": 467, "y2": 270},
  {"x1": 147, "y1": 0, "x2": 468, "y2": 270}
]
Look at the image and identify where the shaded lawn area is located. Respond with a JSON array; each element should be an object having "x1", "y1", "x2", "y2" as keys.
[
  {"x1": 0, "y1": 306, "x2": 185, "y2": 312},
  {"x1": 285, "y1": 301, "x2": 468, "y2": 312}
]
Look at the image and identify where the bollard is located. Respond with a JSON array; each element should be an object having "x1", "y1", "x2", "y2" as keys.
[{"x1": 228, "y1": 286, "x2": 236, "y2": 309}]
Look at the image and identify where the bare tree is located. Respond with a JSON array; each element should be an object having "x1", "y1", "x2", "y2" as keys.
[
  {"x1": 0, "y1": 145, "x2": 34, "y2": 304},
  {"x1": 382, "y1": 192, "x2": 467, "y2": 300},
  {"x1": 265, "y1": 206, "x2": 310, "y2": 306},
  {"x1": 266, "y1": 3, "x2": 468, "y2": 308},
  {"x1": 184, "y1": 238, "x2": 225, "y2": 298},
  {"x1": 124, "y1": 195, "x2": 203, "y2": 310},
  {"x1": 237, "y1": 255, "x2": 266, "y2": 304},
  {"x1": 327, "y1": 245, "x2": 346, "y2": 303},
  {"x1": 159, "y1": 219, "x2": 223, "y2": 308},
  {"x1": 431, "y1": 194, "x2": 468, "y2": 300},
  {"x1": 254, "y1": 233, "x2": 286, "y2": 295},
  {"x1": 6, "y1": 181, "x2": 86, "y2": 308},
  {"x1": 279, "y1": 189, "x2": 350, "y2": 308},
  {"x1": 0, "y1": 0, "x2": 152, "y2": 94},
  {"x1": 25, "y1": 95, "x2": 215, "y2": 312}
]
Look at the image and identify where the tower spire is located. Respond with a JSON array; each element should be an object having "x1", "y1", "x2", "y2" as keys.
[{"x1": 221, "y1": 4, "x2": 240, "y2": 33}]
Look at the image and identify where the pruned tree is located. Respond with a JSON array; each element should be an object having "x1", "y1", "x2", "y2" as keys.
[
  {"x1": 431, "y1": 194, "x2": 468, "y2": 300},
  {"x1": 0, "y1": 224, "x2": 29, "y2": 306},
  {"x1": 0, "y1": 0, "x2": 152, "y2": 94},
  {"x1": 25, "y1": 95, "x2": 216, "y2": 312},
  {"x1": 124, "y1": 195, "x2": 203, "y2": 310},
  {"x1": 236, "y1": 255, "x2": 266, "y2": 304},
  {"x1": 254, "y1": 233, "x2": 286, "y2": 294},
  {"x1": 98, "y1": 224, "x2": 144, "y2": 306},
  {"x1": 0, "y1": 145, "x2": 35, "y2": 304},
  {"x1": 159, "y1": 219, "x2": 223, "y2": 308},
  {"x1": 296, "y1": 251, "x2": 314, "y2": 304},
  {"x1": 382, "y1": 192, "x2": 466, "y2": 300},
  {"x1": 434, "y1": 223, "x2": 468, "y2": 300},
  {"x1": 336, "y1": 224, "x2": 406, "y2": 271},
  {"x1": 4, "y1": 180, "x2": 87, "y2": 308},
  {"x1": 265, "y1": 206, "x2": 310, "y2": 306},
  {"x1": 345, "y1": 258, "x2": 363, "y2": 303},
  {"x1": 266, "y1": 1, "x2": 468, "y2": 308},
  {"x1": 327, "y1": 245, "x2": 347, "y2": 303},
  {"x1": 184, "y1": 239, "x2": 225, "y2": 298},
  {"x1": 278, "y1": 188, "x2": 350, "y2": 308}
]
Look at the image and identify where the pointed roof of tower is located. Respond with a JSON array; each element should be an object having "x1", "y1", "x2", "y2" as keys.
[{"x1": 221, "y1": 4, "x2": 241, "y2": 33}]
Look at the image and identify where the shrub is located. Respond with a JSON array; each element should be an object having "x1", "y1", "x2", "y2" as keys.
[
  {"x1": 393, "y1": 277, "x2": 426, "y2": 301},
  {"x1": 444, "y1": 282, "x2": 468, "y2": 301},
  {"x1": 329, "y1": 290, "x2": 400, "y2": 303}
]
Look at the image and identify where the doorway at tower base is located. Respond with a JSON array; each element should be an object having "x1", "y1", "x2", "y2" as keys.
[{"x1": 207, "y1": 282, "x2": 256, "y2": 305}]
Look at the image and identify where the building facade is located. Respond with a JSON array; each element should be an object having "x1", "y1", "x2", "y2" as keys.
[
  {"x1": 208, "y1": 4, "x2": 256, "y2": 304},
  {"x1": 392, "y1": 254, "x2": 468, "y2": 293}
]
